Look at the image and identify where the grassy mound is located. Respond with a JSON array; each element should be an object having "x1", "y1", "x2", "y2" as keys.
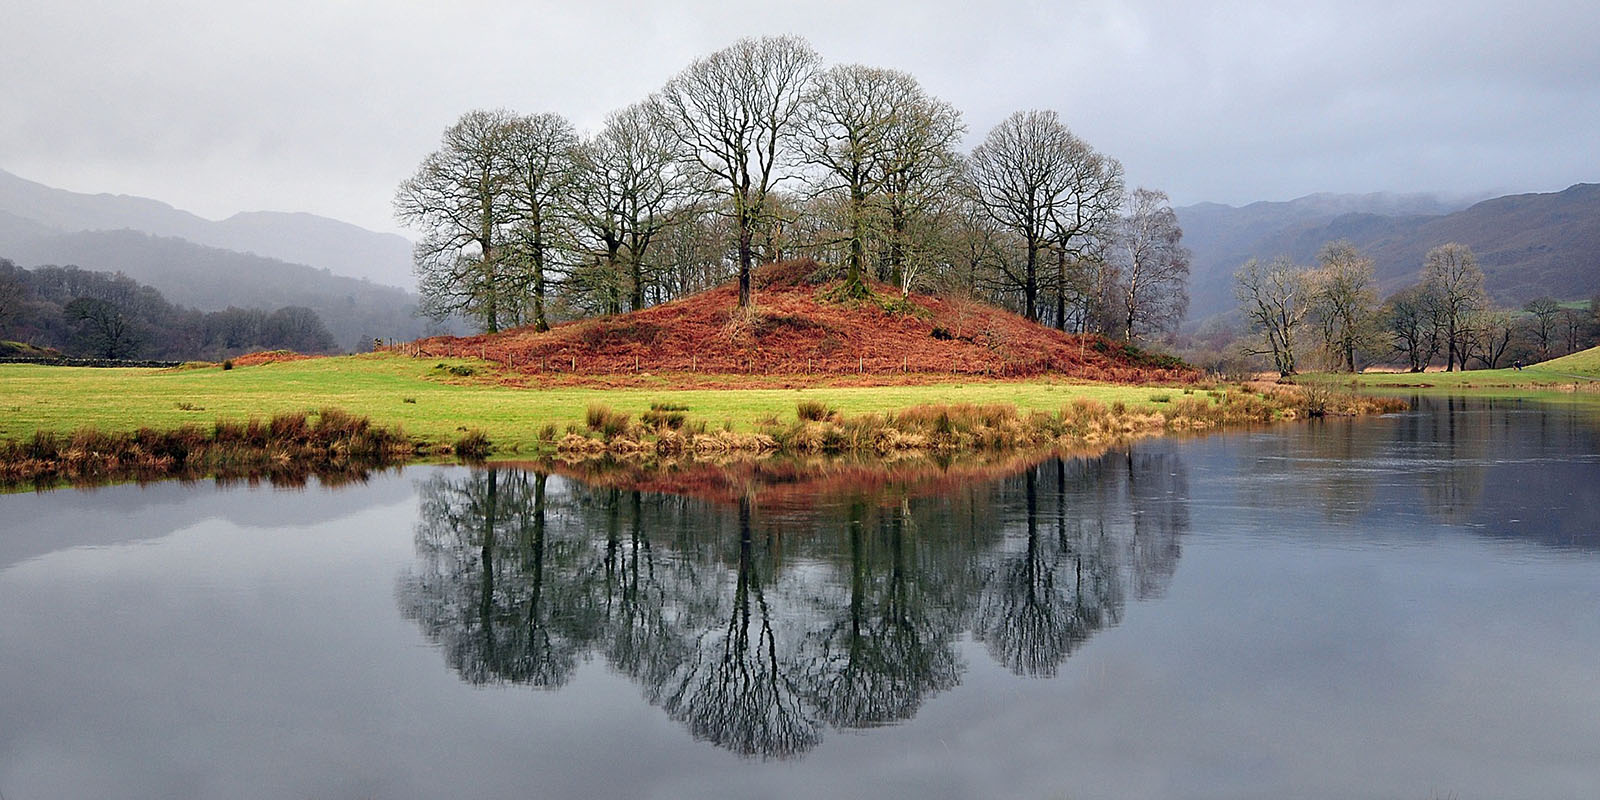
[
  {"x1": 1535, "y1": 345, "x2": 1600, "y2": 377},
  {"x1": 406, "y1": 259, "x2": 1195, "y2": 383},
  {"x1": 0, "y1": 341, "x2": 63, "y2": 358}
]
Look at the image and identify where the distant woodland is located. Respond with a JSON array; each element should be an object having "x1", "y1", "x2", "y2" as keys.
[
  {"x1": 1178, "y1": 183, "x2": 1600, "y2": 321},
  {"x1": 0, "y1": 228, "x2": 438, "y2": 353},
  {"x1": 0, "y1": 258, "x2": 338, "y2": 360},
  {"x1": 1214, "y1": 240, "x2": 1600, "y2": 376}
]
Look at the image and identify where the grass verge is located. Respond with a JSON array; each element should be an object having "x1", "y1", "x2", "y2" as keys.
[
  {"x1": 2, "y1": 353, "x2": 1215, "y2": 453},
  {"x1": 1, "y1": 353, "x2": 1403, "y2": 471},
  {"x1": 1301, "y1": 345, "x2": 1600, "y2": 395}
]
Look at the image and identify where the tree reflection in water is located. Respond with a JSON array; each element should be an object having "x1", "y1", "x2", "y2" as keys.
[
  {"x1": 397, "y1": 450, "x2": 1188, "y2": 757},
  {"x1": 397, "y1": 470, "x2": 587, "y2": 688}
]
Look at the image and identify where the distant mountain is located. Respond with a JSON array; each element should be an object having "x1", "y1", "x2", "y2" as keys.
[
  {"x1": 1176, "y1": 185, "x2": 1600, "y2": 321},
  {"x1": 2, "y1": 229, "x2": 433, "y2": 351},
  {"x1": 0, "y1": 168, "x2": 414, "y2": 287}
]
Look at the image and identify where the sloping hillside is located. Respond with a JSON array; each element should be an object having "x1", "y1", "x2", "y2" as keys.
[
  {"x1": 1536, "y1": 344, "x2": 1600, "y2": 377},
  {"x1": 1179, "y1": 184, "x2": 1599, "y2": 320},
  {"x1": 0, "y1": 168, "x2": 414, "y2": 287},
  {"x1": 3, "y1": 229, "x2": 429, "y2": 350},
  {"x1": 411, "y1": 259, "x2": 1194, "y2": 383}
]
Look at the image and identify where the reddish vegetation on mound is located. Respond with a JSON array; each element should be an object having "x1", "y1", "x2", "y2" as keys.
[
  {"x1": 402, "y1": 259, "x2": 1196, "y2": 383},
  {"x1": 231, "y1": 350, "x2": 312, "y2": 366}
]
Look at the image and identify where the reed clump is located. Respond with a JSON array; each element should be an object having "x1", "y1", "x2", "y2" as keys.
[
  {"x1": 551, "y1": 389, "x2": 1407, "y2": 461},
  {"x1": 1, "y1": 408, "x2": 421, "y2": 488},
  {"x1": 452, "y1": 430, "x2": 492, "y2": 460},
  {"x1": 642, "y1": 402, "x2": 689, "y2": 431},
  {"x1": 585, "y1": 404, "x2": 632, "y2": 437}
]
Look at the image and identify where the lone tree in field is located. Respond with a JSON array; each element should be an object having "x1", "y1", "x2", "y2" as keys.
[
  {"x1": 656, "y1": 35, "x2": 819, "y2": 310},
  {"x1": 1236, "y1": 256, "x2": 1311, "y2": 377},
  {"x1": 395, "y1": 109, "x2": 521, "y2": 333},
  {"x1": 967, "y1": 110, "x2": 1120, "y2": 323},
  {"x1": 1420, "y1": 243, "x2": 1486, "y2": 371},
  {"x1": 65, "y1": 296, "x2": 140, "y2": 359},
  {"x1": 1113, "y1": 187, "x2": 1189, "y2": 342}
]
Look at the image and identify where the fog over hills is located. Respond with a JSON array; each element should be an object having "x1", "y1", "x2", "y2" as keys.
[
  {"x1": 5, "y1": 166, "x2": 1593, "y2": 340},
  {"x1": 1, "y1": 229, "x2": 433, "y2": 351},
  {"x1": 1177, "y1": 184, "x2": 1600, "y2": 322},
  {"x1": 0, "y1": 168, "x2": 445, "y2": 350},
  {"x1": 0, "y1": 168, "x2": 414, "y2": 288}
]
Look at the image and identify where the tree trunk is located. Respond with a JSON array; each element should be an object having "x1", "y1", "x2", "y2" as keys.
[
  {"x1": 1024, "y1": 242, "x2": 1038, "y2": 322},
  {"x1": 888, "y1": 205, "x2": 906, "y2": 295},
  {"x1": 1055, "y1": 248, "x2": 1067, "y2": 332},
  {"x1": 532, "y1": 224, "x2": 549, "y2": 332},
  {"x1": 847, "y1": 186, "x2": 867, "y2": 290},
  {"x1": 738, "y1": 225, "x2": 754, "y2": 309},
  {"x1": 482, "y1": 250, "x2": 499, "y2": 334}
]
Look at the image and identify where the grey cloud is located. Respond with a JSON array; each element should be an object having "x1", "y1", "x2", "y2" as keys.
[{"x1": 2, "y1": 0, "x2": 1595, "y2": 233}]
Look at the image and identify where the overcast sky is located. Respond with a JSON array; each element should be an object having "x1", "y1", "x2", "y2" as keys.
[{"x1": 4, "y1": 0, "x2": 1597, "y2": 234}]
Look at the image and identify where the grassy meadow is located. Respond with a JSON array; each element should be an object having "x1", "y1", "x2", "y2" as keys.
[
  {"x1": 1303, "y1": 345, "x2": 1600, "y2": 395},
  {"x1": 0, "y1": 353, "x2": 1202, "y2": 453}
]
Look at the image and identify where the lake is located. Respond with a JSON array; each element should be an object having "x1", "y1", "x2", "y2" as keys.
[{"x1": 2, "y1": 396, "x2": 1598, "y2": 799}]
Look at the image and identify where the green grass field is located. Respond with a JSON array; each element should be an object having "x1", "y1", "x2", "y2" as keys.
[
  {"x1": 1305, "y1": 345, "x2": 1600, "y2": 393},
  {"x1": 0, "y1": 353, "x2": 1196, "y2": 452}
]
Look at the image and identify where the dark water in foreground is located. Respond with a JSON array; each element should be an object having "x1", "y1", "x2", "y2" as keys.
[{"x1": 2, "y1": 397, "x2": 1598, "y2": 799}]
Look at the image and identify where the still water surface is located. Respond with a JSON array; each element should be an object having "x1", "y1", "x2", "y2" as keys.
[{"x1": 2, "y1": 397, "x2": 1598, "y2": 799}]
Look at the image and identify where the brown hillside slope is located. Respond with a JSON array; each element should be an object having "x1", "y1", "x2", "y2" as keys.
[{"x1": 405, "y1": 259, "x2": 1196, "y2": 384}]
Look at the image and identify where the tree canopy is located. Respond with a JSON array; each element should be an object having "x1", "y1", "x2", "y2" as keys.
[{"x1": 393, "y1": 36, "x2": 1186, "y2": 349}]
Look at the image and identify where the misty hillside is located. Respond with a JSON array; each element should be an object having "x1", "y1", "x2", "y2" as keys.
[
  {"x1": 0, "y1": 168, "x2": 414, "y2": 287},
  {"x1": 1, "y1": 229, "x2": 433, "y2": 351},
  {"x1": 1177, "y1": 185, "x2": 1600, "y2": 320}
]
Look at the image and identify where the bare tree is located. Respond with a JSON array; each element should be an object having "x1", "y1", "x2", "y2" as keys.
[
  {"x1": 264, "y1": 306, "x2": 337, "y2": 354},
  {"x1": 1421, "y1": 243, "x2": 1486, "y2": 371},
  {"x1": 573, "y1": 100, "x2": 697, "y2": 314},
  {"x1": 967, "y1": 111, "x2": 1087, "y2": 322},
  {"x1": 1047, "y1": 148, "x2": 1123, "y2": 332},
  {"x1": 1382, "y1": 285, "x2": 1444, "y2": 372},
  {"x1": 651, "y1": 206, "x2": 733, "y2": 301},
  {"x1": 656, "y1": 35, "x2": 819, "y2": 309},
  {"x1": 503, "y1": 112, "x2": 580, "y2": 331},
  {"x1": 1522, "y1": 296, "x2": 1562, "y2": 360},
  {"x1": 1235, "y1": 256, "x2": 1311, "y2": 377},
  {"x1": 65, "y1": 296, "x2": 140, "y2": 358},
  {"x1": 395, "y1": 109, "x2": 520, "y2": 333},
  {"x1": 1309, "y1": 241, "x2": 1378, "y2": 372},
  {"x1": 1467, "y1": 309, "x2": 1516, "y2": 369},
  {"x1": 1558, "y1": 306, "x2": 1588, "y2": 355},
  {"x1": 878, "y1": 84, "x2": 964, "y2": 295},
  {"x1": 799, "y1": 64, "x2": 905, "y2": 294},
  {"x1": 1113, "y1": 188, "x2": 1189, "y2": 343}
]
